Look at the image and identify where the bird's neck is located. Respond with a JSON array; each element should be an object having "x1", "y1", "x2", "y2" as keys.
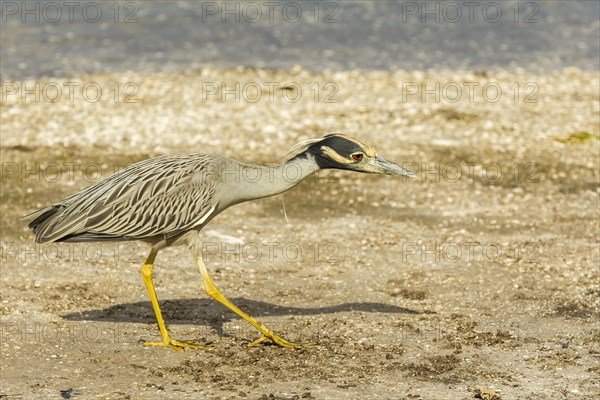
[{"x1": 231, "y1": 153, "x2": 320, "y2": 203}]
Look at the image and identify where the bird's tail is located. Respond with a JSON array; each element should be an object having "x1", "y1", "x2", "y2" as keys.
[
  {"x1": 23, "y1": 205, "x2": 133, "y2": 243},
  {"x1": 22, "y1": 205, "x2": 65, "y2": 243}
]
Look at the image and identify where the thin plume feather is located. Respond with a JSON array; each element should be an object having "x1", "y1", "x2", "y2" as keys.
[{"x1": 282, "y1": 137, "x2": 323, "y2": 162}]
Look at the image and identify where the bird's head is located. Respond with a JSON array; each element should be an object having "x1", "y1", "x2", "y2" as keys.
[{"x1": 289, "y1": 134, "x2": 414, "y2": 177}]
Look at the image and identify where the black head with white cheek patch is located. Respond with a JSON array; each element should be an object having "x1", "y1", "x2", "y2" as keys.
[{"x1": 305, "y1": 134, "x2": 377, "y2": 171}]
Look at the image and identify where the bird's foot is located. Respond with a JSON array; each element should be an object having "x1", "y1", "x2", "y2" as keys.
[
  {"x1": 247, "y1": 334, "x2": 315, "y2": 349},
  {"x1": 143, "y1": 338, "x2": 211, "y2": 351}
]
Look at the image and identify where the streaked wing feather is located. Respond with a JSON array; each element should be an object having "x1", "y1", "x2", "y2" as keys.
[{"x1": 37, "y1": 154, "x2": 218, "y2": 242}]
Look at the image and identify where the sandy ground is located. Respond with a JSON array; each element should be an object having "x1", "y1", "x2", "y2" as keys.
[{"x1": 1, "y1": 67, "x2": 599, "y2": 399}]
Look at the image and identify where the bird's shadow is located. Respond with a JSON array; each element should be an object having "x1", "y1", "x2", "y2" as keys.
[{"x1": 63, "y1": 298, "x2": 432, "y2": 338}]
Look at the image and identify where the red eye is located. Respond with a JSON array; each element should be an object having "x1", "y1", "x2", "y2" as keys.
[{"x1": 351, "y1": 153, "x2": 364, "y2": 162}]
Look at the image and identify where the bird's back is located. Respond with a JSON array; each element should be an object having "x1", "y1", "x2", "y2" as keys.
[{"x1": 27, "y1": 153, "x2": 221, "y2": 243}]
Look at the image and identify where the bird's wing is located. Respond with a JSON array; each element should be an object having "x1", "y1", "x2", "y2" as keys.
[{"x1": 33, "y1": 154, "x2": 219, "y2": 242}]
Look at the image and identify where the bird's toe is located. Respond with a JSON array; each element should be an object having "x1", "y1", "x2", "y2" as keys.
[{"x1": 143, "y1": 338, "x2": 211, "y2": 351}]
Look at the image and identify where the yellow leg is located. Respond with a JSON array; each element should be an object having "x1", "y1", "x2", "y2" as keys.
[
  {"x1": 141, "y1": 248, "x2": 208, "y2": 351},
  {"x1": 196, "y1": 256, "x2": 312, "y2": 349}
]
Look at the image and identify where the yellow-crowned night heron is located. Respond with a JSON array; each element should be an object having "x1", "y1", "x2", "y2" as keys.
[{"x1": 25, "y1": 134, "x2": 413, "y2": 350}]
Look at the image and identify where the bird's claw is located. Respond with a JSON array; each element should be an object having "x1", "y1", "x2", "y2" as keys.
[
  {"x1": 247, "y1": 334, "x2": 314, "y2": 349},
  {"x1": 143, "y1": 338, "x2": 211, "y2": 351}
]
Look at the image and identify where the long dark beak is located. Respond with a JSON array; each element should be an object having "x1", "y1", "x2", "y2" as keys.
[{"x1": 361, "y1": 156, "x2": 415, "y2": 177}]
